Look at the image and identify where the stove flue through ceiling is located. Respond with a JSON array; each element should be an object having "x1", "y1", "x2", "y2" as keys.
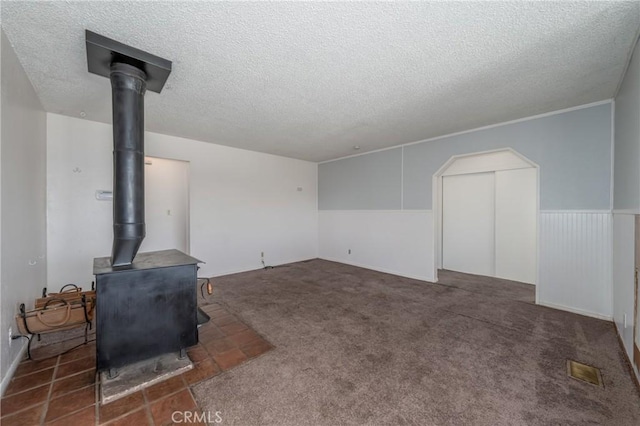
[
  {"x1": 86, "y1": 29, "x2": 172, "y2": 266},
  {"x1": 86, "y1": 31, "x2": 201, "y2": 379}
]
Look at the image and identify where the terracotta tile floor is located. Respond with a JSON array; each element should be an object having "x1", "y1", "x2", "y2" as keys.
[{"x1": 1, "y1": 303, "x2": 273, "y2": 425}]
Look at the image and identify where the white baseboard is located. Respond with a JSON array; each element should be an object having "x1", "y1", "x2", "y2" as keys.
[
  {"x1": 538, "y1": 301, "x2": 612, "y2": 321},
  {"x1": 1, "y1": 341, "x2": 28, "y2": 397},
  {"x1": 614, "y1": 321, "x2": 640, "y2": 385},
  {"x1": 212, "y1": 257, "x2": 318, "y2": 278},
  {"x1": 540, "y1": 210, "x2": 612, "y2": 214},
  {"x1": 612, "y1": 209, "x2": 640, "y2": 215},
  {"x1": 319, "y1": 257, "x2": 434, "y2": 282},
  {"x1": 323, "y1": 260, "x2": 610, "y2": 321}
]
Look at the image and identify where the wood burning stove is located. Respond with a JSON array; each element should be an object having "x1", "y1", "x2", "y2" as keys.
[
  {"x1": 86, "y1": 31, "x2": 202, "y2": 377},
  {"x1": 93, "y1": 250, "x2": 200, "y2": 376}
]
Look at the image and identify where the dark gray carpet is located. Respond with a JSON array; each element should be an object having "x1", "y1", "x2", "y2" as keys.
[
  {"x1": 437, "y1": 269, "x2": 536, "y2": 303},
  {"x1": 193, "y1": 260, "x2": 640, "y2": 425}
]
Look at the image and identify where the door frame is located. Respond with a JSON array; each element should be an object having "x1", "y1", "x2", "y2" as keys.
[
  {"x1": 143, "y1": 155, "x2": 191, "y2": 254},
  {"x1": 432, "y1": 148, "x2": 540, "y2": 302}
]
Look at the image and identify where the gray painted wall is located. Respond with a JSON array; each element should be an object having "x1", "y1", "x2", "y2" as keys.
[
  {"x1": 319, "y1": 103, "x2": 612, "y2": 210},
  {"x1": 614, "y1": 38, "x2": 640, "y2": 211},
  {"x1": 318, "y1": 148, "x2": 402, "y2": 210},
  {"x1": 1, "y1": 31, "x2": 47, "y2": 390}
]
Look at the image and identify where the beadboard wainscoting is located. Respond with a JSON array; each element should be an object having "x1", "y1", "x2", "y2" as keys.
[
  {"x1": 320, "y1": 209, "x2": 613, "y2": 320},
  {"x1": 539, "y1": 211, "x2": 613, "y2": 320}
]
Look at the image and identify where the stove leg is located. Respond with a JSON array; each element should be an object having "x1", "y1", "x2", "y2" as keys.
[
  {"x1": 179, "y1": 348, "x2": 187, "y2": 360},
  {"x1": 107, "y1": 368, "x2": 119, "y2": 380}
]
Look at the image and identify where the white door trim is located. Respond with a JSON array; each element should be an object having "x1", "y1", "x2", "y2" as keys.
[
  {"x1": 432, "y1": 148, "x2": 540, "y2": 303},
  {"x1": 143, "y1": 155, "x2": 191, "y2": 254}
]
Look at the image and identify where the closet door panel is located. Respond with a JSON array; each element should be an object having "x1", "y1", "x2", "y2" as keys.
[
  {"x1": 495, "y1": 168, "x2": 537, "y2": 284},
  {"x1": 442, "y1": 172, "x2": 495, "y2": 276}
]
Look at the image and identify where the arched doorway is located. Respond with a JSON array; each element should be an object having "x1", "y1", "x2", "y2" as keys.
[{"x1": 432, "y1": 148, "x2": 539, "y2": 300}]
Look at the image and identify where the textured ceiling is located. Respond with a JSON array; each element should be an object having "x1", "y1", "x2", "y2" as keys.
[{"x1": 2, "y1": 1, "x2": 639, "y2": 162}]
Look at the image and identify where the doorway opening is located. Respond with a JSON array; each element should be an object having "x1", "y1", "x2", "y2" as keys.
[
  {"x1": 139, "y1": 156, "x2": 190, "y2": 254},
  {"x1": 432, "y1": 148, "x2": 539, "y2": 302}
]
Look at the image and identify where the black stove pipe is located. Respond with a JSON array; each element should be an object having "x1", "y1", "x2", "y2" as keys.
[{"x1": 109, "y1": 62, "x2": 147, "y2": 266}]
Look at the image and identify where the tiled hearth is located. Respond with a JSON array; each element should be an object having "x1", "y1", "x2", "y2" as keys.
[{"x1": 1, "y1": 303, "x2": 272, "y2": 425}]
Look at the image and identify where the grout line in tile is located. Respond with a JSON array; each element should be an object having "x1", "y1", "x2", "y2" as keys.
[
  {"x1": 179, "y1": 373, "x2": 189, "y2": 388},
  {"x1": 146, "y1": 405, "x2": 155, "y2": 426},
  {"x1": 44, "y1": 403, "x2": 96, "y2": 425},
  {"x1": 58, "y1": 353, "x2": 95, "y2": 367},
  {"x1": 147, "y1": 386, "x2": 189, "y2": 405},
  {"x1": 95, "y1": 373, "x2": 100, "y2": 426},
  {"x1": 3, "y1": 369, "x2": 57, "y2": 398},
  {"x1": 55, "y1": 366, "x2": 95, "y2": 382},
  {"x1": 11, "y1": 361, "x2": 55, "y2": 380},
  {"x1": 39, "y1": 355, "x2": 60, "y2": 426},
  {"x1": 52, "y1": 366, "x2": 96, "y2": 383},
  {"x1": 141, "y1": 383, "x2": 150, "y2": 405},
  {"x1": 140, "y1": 383, "x2": 156, "y2": 426},
  {"x1": 186, "y1": 386, "x2": 203, "y2": 414},
  {"x1": 48, "y1": 382, "x2": 95, "y2": 403},
  {"x1": 0, "y1": 391, "x2": 47, "y2": 420},
  {"x1": 99, "y1": 395, "x2": 147, "y2": 425}
]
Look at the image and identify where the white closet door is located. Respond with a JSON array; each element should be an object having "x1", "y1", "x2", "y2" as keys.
[
  {"x1": 442, "y1": 172, "x2": 495, "y2": 276},
  {"x1": 495, "y1": 168, "x2": 537, "y2": 284},
  {"x1": 140, "y1": 157, "x2": 190, "y2": 254}
]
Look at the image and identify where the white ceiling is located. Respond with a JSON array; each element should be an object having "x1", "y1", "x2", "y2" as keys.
[{"x1": 2, "y1": 2, "x2": 639, "y2": 162}]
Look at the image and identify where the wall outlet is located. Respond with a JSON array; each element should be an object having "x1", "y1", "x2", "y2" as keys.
[
  {"x1": 624, "y1": 313, "x2": 627, "y2": 328},
  {"x1": 8, "y1": 327, "x2": 12, "y2": 346},
  {"x1": 348, "y1": 249, "x2": 351, "y2": 254}
]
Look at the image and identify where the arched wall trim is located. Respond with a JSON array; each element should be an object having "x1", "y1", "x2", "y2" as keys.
[{"x1": 432, "y1": 148, "x2": 540, "y2": 302}]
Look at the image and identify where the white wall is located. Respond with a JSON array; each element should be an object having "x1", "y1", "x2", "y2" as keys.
[
  {"x1": 1, "y1": 31, "x2": 47, "y2": 394},
  {"x1": 318, "y1": 210, "x2": 434, "y2": 281},
  {"x1": 140, "y1": 157, "x2": 190, "y2": 254},
  {"x1": 46, "y1": 113, "x2": 318, "y2": 286},
  {"x1": 612, "y1": 34, "x2": 640, "y2": 378},
  {"x1": 612, "y1": 214, "x2": 635, "y2": 362}
]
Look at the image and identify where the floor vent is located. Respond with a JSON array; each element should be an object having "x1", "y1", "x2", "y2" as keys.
[{"x1": 567, "y1": 360, "x2": 603, "y2": 387}]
